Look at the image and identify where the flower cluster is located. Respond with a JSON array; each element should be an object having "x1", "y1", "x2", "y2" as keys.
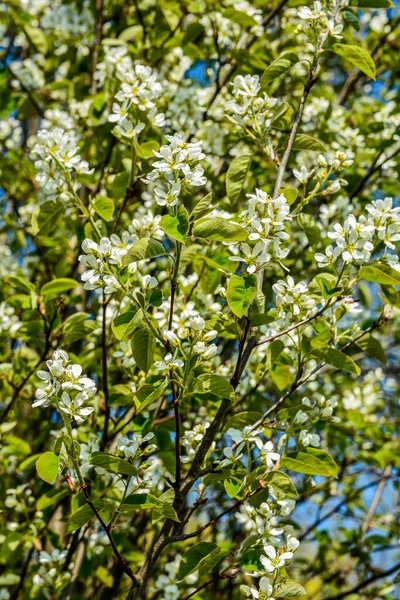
[
  {"x1": 229, "y1": 189, "x2": 291, "y2": 273},
  {"x1": 273, "y1": 276, "x2": 318, "y2": 324},
  {"x1": 34, "y1": 350, "x2": 96, "y2": 423},
  {"x1": 33, "y1": 549, "x2": 72, "y2": 597},
  {"x1": 297, "y1": 1, "x2": 343, "y2": 40},
  {"x1": 109, "y1": 64, "x2": 165, "y2": 139},
  {"x1": 143, "y1": 133, "x2": 207, "y2": 206},
  {"x1": 226, "y1": 74, "x2": 280, "y2": 139},
  {"x1": 32, "y1": 128, "x2": 93, "y2": 201}
]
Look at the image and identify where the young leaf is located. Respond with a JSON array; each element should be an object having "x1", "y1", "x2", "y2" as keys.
[
  {"x1": 227, "y1": 273, "x2": 258, "y2": 318},
  {"x1": 264, "y1": 471, "x2": 298, "y2": 498},
  {"x1": 41, "y1": 278, "x2": 78, "y2": 297},
  {"x1": 312, "y1": 347, "x2": 360, "y2": 375},
  {"x1": 160, "y1": 206, "x2": 189, "y2": 243},
  {"x1": 274, "y1": 579, "x2": 307, "y2": 598},
  {"x1": 178, "y1": 542, "x2": 218, "y2": 580},
  {"x1": 332, "y1": 43, "x2": 376, "y2": 79},
  {"x1": 31, "y1": 200, "x2": 64, "y2": 236},
  {"x1": 94, "y1": 197, "x2": 115, "y2": 221},
  {"x1": 226, "y1": 155, "x2": 252, "y2": 203},
  {"x1": 135, "y1": 378, "x2": 169, "y2": 411},
  {"x1": 280, "y1": 448, "x2": 338, "y2": 477},
  {"x1": 261, "y1": 52, "x2": 298, "y2": 86},
  {"x1": 111, "y1": 309, "x2": 144, "y2": 341},
  {"x1": 292, "y1": 134, "x2": 326, "y2": 152},
  {"x1": 66, "y1": 501, "x2": 112, "y2": 534},
  {"x1": 191, "y1": 373, "x2": 235, "y2": 400},
  {"x1": 36, "y1": 452, "x2": 59, "y2": 484},
  {"x1": 89, "y1": 451, "x2": 137, "y2": 476},
  {"x1": 131, "y1": 327, "x2": 156, "y2": 373},
  {"x1": 193, "y1": 217, "x2": 248, "y2": 242},
  {"x1": 298, "y1": 213, "x2": 321, "y2": 248},
  {"x1": 355, "y1": 334, "x2": 387, "y2": 365},
  {"x1": 359, "y1": 262, "x2": 400, "y2": 286},
  {"x1": 122, "y1": 238, "x2": 166, "y2": 266},
  {"x1": 191, "y1": 192, "x2": 214, "y2": 221}
]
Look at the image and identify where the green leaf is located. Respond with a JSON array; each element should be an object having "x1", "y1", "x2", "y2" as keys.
[
  {"x1": 94, "y1": 197, "x2": 115, "y2": 221},
  {"x1": 120, "y1": 493, "x2": 179, "y2": 522},
  {"x1": 111, "y1": 309, "x2": 144, "y2": 341},
  {"x1": 292, "y1": 134, "x2": 327, "y2": 152},
  {"x1": 191, "y1": 373, "x2": 235, "y2": 400},
  {"x1": 275, "y1": 579, "x2": 307, "y2": 598},
  {"x1": 31, "y1": 200, "x2": 64, "y2": 236},
  {"x1": 191, "y1": 192, "x2": 214, "y2": 221},
  {"x1": 343, "y1": 10, "x2": 361, "y2": 31},
  {"x1": 193, "y1": 217, "x2": 248, "y2": 242},
  {"x1": 37, "y1": 488, "x2": 70, "y2": 510},
  {"x1": 359, "y1": 262, "x2": 400, "y2": 286},
  {"x1": 178, "y1": 542, "x2": 218, "y2": 580},
  {"x1": 160, "y1": 206, "x2": 189, "y2": 243},
  {"x1": 89, "y1": 451, "x2": 137, "y2": 476},
  {"x1": 41, "y1": 278, "x2": 77, "y2": 296},
  {"x1": 265, "y1": 471, "x2": 298, "y2": 498},
  {"x1": 136, "y1": 140, "x2": 159, "y2": 159},
  {"x1": 23, "y1": 23, "x2": 48, "y2": 54},
  {"x1": 222, "y1": 8, "x2": 257, "y2": 27},
  {"x1": 311, "y1": 347, "x2": 360, "y2": 375},
  {"x1": 135, "y1": 378, "x2": 169, "y2": 411},
  {"x1": 131, "y1": 327, "x2": 156, "y2": 373},
  {"x1": 332, "y1": 43, "x2": 376, "y2": 79},
  {"x1": 349, "y1": 0, "x2": 393, "y2": 7},
  {"x1": 298, "y1": 213, "x2": 321, "y2": 248},
  {"x1": 226, "y1": 155, "x2": 252, "y2": 203},
  {"x1": 227, "y1": 274, "x2": 258, "y2": 318},
  {"x1": 122, "y1": 238, "x2": 166, "y2": 266},
  {"x1": 112, "y1": 171, "x2": 130, "y2": 199},
  {"x1": 265, "y1": 339, "x2": 285, "y2": 370},
  {"x1": 36, "y1": 452, "x2": 59, "y2": 484},
  {"x1": 281, "y1": 448, "x2": 338, "y2": 477},
  {"x1": 224, "y1": 411, "x2": 263, "y2": 432},
  {"x1": 66, "y1": 501, "x2": 112, "y2": 534},
  {"x1": 355, "y1": 334, "x2": 387, "y2": 365},
  {"x1": 224, "y1": 476, "x2": 245, "y2": 499},
  {"x1": 261, "y1": 52, "x2": 299, "y2": 86}
]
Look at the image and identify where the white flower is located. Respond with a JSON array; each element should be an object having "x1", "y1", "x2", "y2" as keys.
[
  {"x1": 154, "y1": 353, "x2": 184, "y2": 370},
  {"x1": 190, "y1": 316, "x2": 205, "y2": 331},
  {"x1": 255, "y1": 440, "x2": 281, "y2": 468},
  {"x1": 294, "y1": 410, "x2": 308, "y2": 425},
  {"x1": 240, "y1": 577, "x2": 273, "y2": 599},
  {"x1": 293, "y1": 166, "x2": 313, "y2": 184},
  {"x1": 260, "y1": 544, "x2": 293, "y2": 573},
  {"x1": 142, "y1": 275, "x2": 158, "y2": 289},
  {"x1": 299, "y1": 429, "x2": 320, "y2": 447}
]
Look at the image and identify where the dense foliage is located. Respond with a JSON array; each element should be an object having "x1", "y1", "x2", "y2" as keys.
[{"x1": 0, "y1": 0, "x2": 400, "y2": 598}]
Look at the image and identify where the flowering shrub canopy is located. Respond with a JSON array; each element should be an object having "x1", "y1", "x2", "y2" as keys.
[{"x1": 0, "y1": 0, "x2": 400, "y2": 599}]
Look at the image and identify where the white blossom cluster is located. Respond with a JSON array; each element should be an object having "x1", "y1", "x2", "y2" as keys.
[
  {"x1": 31, "y1": 128, "x2": 93, "y2": 201},
  {"x1": 316, "y1": 197, "x2": 400, "y2": 268},
  {"x1": 33, "y1": 549, "x2": 72, "y2": 597},
  {"x1": 34, "y1": 350, "x2": 96, "y2": 423},
  {"x1": 109, "y1": 64, "x2": 165, "y2": 139},
  {"x1": 0, "y1": 302, "x2": 21, "y2": 335},
  {"x1": 226, "y1": 74, "x2": 279, "y2": 139},
  {"x1": 297, "y1": 1, "x2": 343, "y2": 40},
  {"x1": 273, "y1": 276, "x2": 318, "y2": 325},
  {"x1": 143, "y1": 133, "x2": 207, "y2": 206},
  {"x1": 229, "y1": 189, "x2": 291, "y2": 273}
]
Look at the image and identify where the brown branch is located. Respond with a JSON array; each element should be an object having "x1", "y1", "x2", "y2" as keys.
[
  {"x1": 100, "y1": 294, "x2": 110, "y2": 450},
  {"x1": 250, "y1": 318, "x2": 383, "y2": 431}
]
